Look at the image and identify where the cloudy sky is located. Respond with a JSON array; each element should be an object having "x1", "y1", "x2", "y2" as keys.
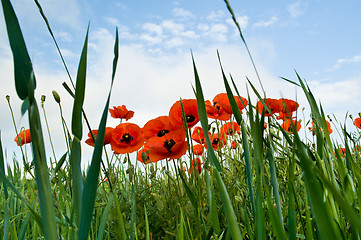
[{"x1": 1, "y1": 0, "x2": 360, "y2": 166}]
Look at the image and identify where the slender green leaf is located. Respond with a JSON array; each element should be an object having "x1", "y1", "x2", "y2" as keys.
[
  {"x1": 78, "y1": 28, "x2": 118, "y2": 240},
  {"x1": 191, "y1": 52, "x2": 222, "y2": 171},
  {"x1": 71, "y1": 24, "x2": 89, "y2": 140},
  {"x1": 97, "y1": 195, "x2": 114, "y2": 240},
  {"x1": 1, "y1": 0, "x2": 36, "y2": 100}
]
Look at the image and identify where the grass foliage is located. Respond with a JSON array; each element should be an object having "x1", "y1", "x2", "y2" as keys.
[{"x1": 1, "y1": 0, "x2": 361, "y2": 239}]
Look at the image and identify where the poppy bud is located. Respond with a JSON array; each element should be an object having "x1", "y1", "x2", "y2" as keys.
[
  {"x1": 6, "y1": 95, "x2": 10, "y2": 102},
  {"x1": 52, "y1": 90, "x2": 61, "y2": 103}
]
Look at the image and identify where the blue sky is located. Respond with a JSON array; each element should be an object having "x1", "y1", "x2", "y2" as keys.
[{"x1": 1, "y1": 0, "x2": 360, "y2": 165}]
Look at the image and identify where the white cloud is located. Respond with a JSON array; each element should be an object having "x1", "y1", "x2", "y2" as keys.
[
  {"x1": 287, "y1": 2, "x2": 307, "y2": 18},
  {"x1": 140, "y1": 23, "x2": 164, "y2": 45},
  {"x1": 206, "y1": 10, "x2": 224, "y2": 21},
  {"x1": 197, "y1": 23, "x2": 210, "y2": 32},
  {"x1": 328, "y1": 54, "x2": 361, "y2": 71},
  {"x1": 226, "y1": 15, "x2": 249, "y2": 30},
  {"x1": 161, "y1": 20, "x2": 185, "y2": 34},
  {"x1": 142, "y1": 22, "x2": 163, "y2": 35},
  {"x1": 253, "y1": 16, "x2": 278, "y2": 27},
  {"x1": 172, "y1": 8, "x2": 194, "y2": 19},
  {"x1": 202, "y1": 23, "x2": 228, "y2": 42},
  {"x1": 55, "y1": 31, "x2": 72, "y2": 42}
]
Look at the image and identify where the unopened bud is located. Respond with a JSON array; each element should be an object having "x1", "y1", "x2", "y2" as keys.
[
  {"x1": 52, "y1": 90, "x2": 61, "y2": 103},
  {"x1": 5, "y1": 95, "x2": 10, "y2": 102},
  {"x1": 41, "y1": 95, "x2": 46, "y2": 103}
]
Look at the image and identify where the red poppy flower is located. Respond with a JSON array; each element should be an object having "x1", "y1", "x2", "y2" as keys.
[
  {"x1": 277, "y1": 111, "x2": 294, "y2": 120},
  {"x1": 145, "y1": 130, "x2": 188, "y2": 161},
  {"x1": 354, "y1": 117, "x2": 361, "y2": 129},
  {"x1": 188, "y1": 158, "x2": 203, "y2": 174},
  {"x1": 110, "y1": 123, "x2": 144, "y2": 154},
  {"x1": 191, "y1": 126, "x2": 211, "y2": 144},
  {"x1": 220, "y1": 122, "x2": 240, "y2": 136},
  {"x1": 205, "y1": 100, "x2": 231, "y2": 121},
  {"x1": 231, "y1": 140, "x2": 238, "y2": 149},
  {"x1": 281, "y1": 119, "x2": 301, "y2": 134},
  {"x1": 14, "y1": 129, "x2": 31, "y2": 146},
  {"x1": 192, "y1": 144, "x2": 204, "y2": 155},
  {"x1": 85, "y1": 127, "x2": 114, "y2": 147},
  {"x1": 279, "y1": 98, "x2": 299, "y2": 114},
  {"x1": 213, "y1": 93, "x2": 248, "y2": 114},
  {"x1": 335, "y1": 148, "x2": 346, "y2": 157},
  {"x1": 109, "y1": 105, "x2": 134, "y2": 121},
  {"x1": 142, "y1": 116, "x2": 183, "y2": 141},
  {"x1": 256, "y1": 98, "x2": 283, "y2": 116},
  {"x1": 169, "y1": 99, "x2": 199, "y2": 128},
  {"x1": 308, "y1": 120, "x2": 333, "y2": 135},
  {"x1": 205, "y1": 133, "x2": 227, "y2": 150},
  {"x1": 136, "y1": 146, "x2": 157, "y2": 164}
]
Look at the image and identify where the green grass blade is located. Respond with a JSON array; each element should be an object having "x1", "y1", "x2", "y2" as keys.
[
  {"x1": 178, "y1": 168, "x2": 198, "y2": 212},
  {"x1": 1, "y1": 0, "x2": 36, "y2": 100},
  {"x1": 192, "y1": 52, "x2": 242, "y2": 239},
  {"x1": 144, "y1": 205, "x2": 150, "y2": 240},
  {"x1": 219, "y1": 53, "x2": 255, "y2": 214},
  {"x1": 291, "y1": 130, "x2": 342, "y2": 239},
  {"x1": 213, "y1": 167, "x2": 243, "y2": 240},
  {"x1": 191, "y1": 53, "x2": 222, "y2": 171},
  {"x1": 71, "y1": 24, "x2": 89, "y2": 140},
  {"x1": 0, "y1": 135, "x2": 10, "y2": 240},
  {"x1": 265, "y1": 185, "x2": 287, "y2": 239},
  {"x1": 130, "y1": 184, "x2": 136, "y2": 240},
  {"x1": 265, "y1": 141, "x2": 283, "y2": 227},
  {"x1": 97, "y1": 194, "x2": 114, "y2": 240},
  {"x1": 0, "y1": 162, "x2": 42, "y2": 228},
  {"x1": 78, "y1": 28, "x2": 118, "y2": 240},
  {"x1": 177, "y1": 209, "x2": 185, "y2": 240},
  {"x1": 205, "y1": 170, "x2": 221, "y2": 235}
]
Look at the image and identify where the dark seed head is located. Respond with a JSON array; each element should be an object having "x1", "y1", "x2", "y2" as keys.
[
  {"x1": 120, "y1": 133, "x2": 134, "y2": 144},
  {"x1": 163, "y1": 139, "x2": 176, "y2": 153},
  {"x1": 157, "y1": 129, "x2": 169, "y2": 137}
]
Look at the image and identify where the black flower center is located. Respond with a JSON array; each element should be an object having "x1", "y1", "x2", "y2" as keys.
[
  {"x1": 186, "y1": 114, "x2": 195, "y2": 123},
  {"x1": 157, "y1": 129, "x2": 169, "y2": 137},
  {"x1": 212, "y1": 138, "x2": 220, "y2": 145},
  {"x1": 163, "y1": 139, "x2": 176, "y2": 153},
  {"x1": 120, "y1": 133, "x2": 134, "y2": 144}
]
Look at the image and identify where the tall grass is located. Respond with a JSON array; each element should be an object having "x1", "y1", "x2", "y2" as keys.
[{"x1": 1, "y1": 0, "x2": 361, "y2": 239}]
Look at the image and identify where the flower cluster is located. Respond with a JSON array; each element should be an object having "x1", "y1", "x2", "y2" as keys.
[{"x1": 84, "y1": 94, "x2": 250, "y2": 168}]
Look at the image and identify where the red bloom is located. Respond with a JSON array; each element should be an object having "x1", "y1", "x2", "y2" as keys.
[
  {"x1": 191, "y1": 126, "x2": 211, "y2": 144},
  {"x1": 169, "y1": 99, "x2": 199, "y2": 128},
  {"x1": 213, "y1": 93, "x2": 248, "y2": 114},
  {"x1": 220, "y1": 122, "x2": 240, "y2": 136},
  {"x1": 281, "y1": 119, "x2": 301, "y2": 134},
  {"x1": 205, "y1": 133, "x2": 227, "y2": 150},
  {"x1": 110, "y1": 123, "x2": 144, "y2": 154},
  {"x1": 309, "y1": 120, "x2": 333, "y2": 135},
  {"x1": 14, "y1": 129, "x2": 31, "y2": 146},
  {"x1": 109, "y1": 105, "x2": 134, "y2": 121},
  {"x1": 277, "y1": 111, "x2": 294, "y2": 120},
  {"x1": 188, "y1": 158, "x2": 203, "y2": 174},
  {"x1": 354, "y1": 117, "x2": 361, "y2": 129},
  {"x1": 279, "y1": 98, "x2": 299, "y2": 114},
  {"x1": 335, "y1": 148, "x2": 346, "y2": 157},
  {"x1": 256, "y1": 98, "x2": 283, "y2": 117},
  {"x1": 231, "y1": 140, "x2": 238, "y2": 149},
  {"x1": 145, "y1": 130, "x2": 188, "y2": 161},
  {"x1": 85, "y1": 127, "x2": 114, "y2": 147},
  {"x1": 142, "y1": 116, "x2": 183, "y2": 141},
  {"x1": 137, "y1": 146, "x2": 157, "y2": 164},
  {"x1": 205, "y1": 100, "x2": 231, "y2": 121},
  {"x1": 192, "y1": 144, "x2": 204, "y2": 155}
]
